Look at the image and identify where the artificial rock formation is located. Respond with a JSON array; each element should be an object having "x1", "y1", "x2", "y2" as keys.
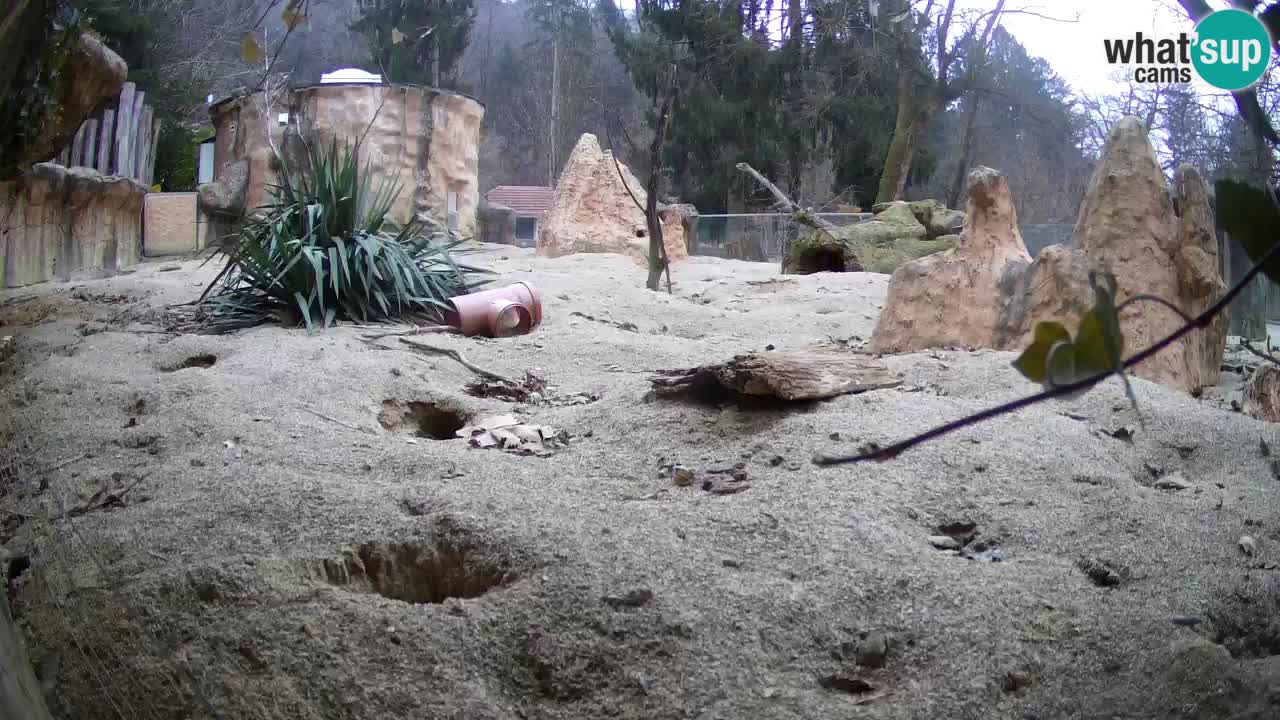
[
  {"x1": 785, "y1": 200, "x2": 954, "y2": 275},
  {"x1": 210, "y1": 84, "x2": 484, "y2": 237},
  {"x1": 288, "y1": 85, "x2": 484, "y2": 237},
  {"x1": 870, "y1": 168, "x2": 1032, "y2": 353},
  {"x1": 537, "y1": 134, "x2": 688, "y2": 263},
  {"x1": 1, "y1": 163, "x2": 144, "y2": 288},
  {"x1": 870, "y1": 117, "x2": 1228, "y2": 394},
  {"x1": 1, "y1": 31, "x2": 127, "y2": 181}
]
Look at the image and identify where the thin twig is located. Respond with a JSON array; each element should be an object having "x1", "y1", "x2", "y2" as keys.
[
  {"x1": 816, "y1": 235, "x2": 1280, "y2": 465},
  {"x1": 398, "y1": 338, "x2": 515, "y2": 383},
  {"x1": 359, "y1": 325, "x2": 459, "y2": 341},
  {"x1": 1242, "y1": 338, "x2": 1280, "y2": 368},
  {"x1": 45, "y1": 453, "x2": 88, "y2": 473},
  {"x1": 300, "y1": 407, "x2": 373, "y2": 434}
]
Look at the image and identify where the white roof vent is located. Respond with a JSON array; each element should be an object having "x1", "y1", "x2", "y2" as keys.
[{"x1": 319, "y1": 68, "x2": 383, "y2": 85}]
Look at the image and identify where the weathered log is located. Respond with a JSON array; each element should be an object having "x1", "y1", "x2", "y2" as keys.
[{"x1": 650, "y1": 349, "x2": 901, "y2": 402}]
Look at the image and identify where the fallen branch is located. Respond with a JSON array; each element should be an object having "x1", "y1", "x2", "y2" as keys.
[
  {"x1": 398, "y1": 338, "x2": 516, "y2": 384},
  {"x1": 735, "y1": 162, "x2": 840, "y2": 234}
]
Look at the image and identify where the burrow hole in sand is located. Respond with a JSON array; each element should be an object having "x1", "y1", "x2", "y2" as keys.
[
  {"x1": 378, "y1": 400, "x2": 469, "y2": 440},
  {"x1": 317, "y1": 541, "x2": 514, "y2": 604},
  {"x1": 165, "y1": 354, "x2": 217, "y2": 371},
  {"x1": 793, "y1": 246, "x2": 851, "y2": 273}
]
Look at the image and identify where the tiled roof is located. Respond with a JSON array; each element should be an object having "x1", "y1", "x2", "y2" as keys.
[{"x1": 485, "y1": 186, "x2": 555, "y2": 218}]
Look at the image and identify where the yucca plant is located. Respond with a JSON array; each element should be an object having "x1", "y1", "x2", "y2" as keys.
[{"x1": 196, "y1": 138, "x2": 489, "y2": 332}]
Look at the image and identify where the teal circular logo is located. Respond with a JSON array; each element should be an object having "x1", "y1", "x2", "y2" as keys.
[{"x1": 1192, "y1": 9, "x2": 1272, "y2": 91}]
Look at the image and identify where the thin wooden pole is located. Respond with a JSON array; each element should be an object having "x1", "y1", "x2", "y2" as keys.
[
  {"x1": 83, "y1": 118, "x2": 98, "y2": 171},
  {"x1": 113, "y1": 82, "x2": 135, "y2": 175},
  {"x1": 98, "y1": 109, "x2": 115, "y2": 173},
  {"x1": 69, "y1": 124, "x2": 85, "y2": 167},
  {"x1": 129, "y1": 91, "x2": 146, "y2": 180}
]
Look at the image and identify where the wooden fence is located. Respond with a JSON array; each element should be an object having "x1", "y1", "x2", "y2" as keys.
[{"x1": 52, "y1": 81, "x2": 159, "y2": 186}]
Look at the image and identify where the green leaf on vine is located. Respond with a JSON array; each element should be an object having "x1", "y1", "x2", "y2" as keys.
[
  {"x1": 1012, "y1": 272, "x2": 1127, "y2": 391},
  {"x1": 1012, "y1": 321, "x2": 1070, "y2": 383},
  {"x1": 1215, "y1": 179, "x2": 1280, "y2": 285}
]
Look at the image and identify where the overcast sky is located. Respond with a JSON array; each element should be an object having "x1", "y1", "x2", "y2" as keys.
[{"x1": 971, "y1": 0, "x2": 1202, "y2": 93}]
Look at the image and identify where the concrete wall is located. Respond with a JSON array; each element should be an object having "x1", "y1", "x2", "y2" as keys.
[
  {"x1": 143, "y1": 192, "x2": 209, "y2": 256},
  {"x1": 210, "y1": 84, "x2": 485, "y2": 238},
  {"x1": 1, "y1": 164, "x2": 145, "y2": 288}
]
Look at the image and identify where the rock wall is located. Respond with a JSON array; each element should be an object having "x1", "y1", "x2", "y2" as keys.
[
  {"x1": 1, "y1": 163, "x2": 145, "y2": 288},
  {"x1": 869, "y1": 117, "x2": 1228, "y2": 394},
  {"x1": 537, "y1": 133, "x2": 688, "y2": 263},
  {"x1": 289, "y1": 84, "x2": 483, "y2": 237},
  {"x1": 209, "y1": 84, "x2": 485, "y2": 238},
  {"x1": 2, "y1": 31, "x2": 127, "y2": 181},
  {"x1": 209, "y1": 88, "x2": 287, "y2": 216}
]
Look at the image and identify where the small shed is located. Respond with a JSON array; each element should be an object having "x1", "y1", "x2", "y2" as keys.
[{"x1": 484, "y1": 186, "x2": 555, "y2": 246}]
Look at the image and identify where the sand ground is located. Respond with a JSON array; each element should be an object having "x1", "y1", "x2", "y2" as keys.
[{"x1": 2, "y1": 245, "x2": 1279, "y2": 720}]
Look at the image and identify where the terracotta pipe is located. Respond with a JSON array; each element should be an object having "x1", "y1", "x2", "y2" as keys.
[{"x1": 447, "y1": 282, "x2": 543, "y2": 337}]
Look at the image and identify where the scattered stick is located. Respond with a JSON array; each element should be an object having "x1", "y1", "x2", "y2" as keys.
[
  {"x1": 300, "y1": 407, "x2": 373, "y2": 434},
  {"x1": 1242, "y1": 338, "x2": 1280, "y2": 368},
  {"x1": 45, "y1": 453, "x2": 88, "y2": 474},
  {"x1": 398, "y1": 338, "x2": 516, "y2": 384},
  {"x1": 65, "y1": 473, "x2": 149, "y2": 518},
  {"x1": 360, "y1": 325, "x2": 460, "y2": 341}
]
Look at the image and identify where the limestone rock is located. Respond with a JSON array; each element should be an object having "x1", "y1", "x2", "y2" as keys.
[
  {"x1": 198, "y1": 159, "x2": 249, "y2": 218},
  {"x1": 906, "y1": 199, "x2": 966, "y2": 239},
  {"x1": 537, "y1": 134, "x2": 688, "y2": 263},
  {"x1": 1008, "y1": 119, "x2": 1227, "y2": 392},
  {"x1": 213, "y1": 85, "x2": 484, "y2": 237},
  {"x1": 1245, "y1": 365, "x2": 1280, "y2": 423},
  {"x1": 285, "y1": 86, "x2": 484, "y2": 237},
  {"x1": 870, "y1": 167, "x2": 1032, "y2": 354},
  {"x1": 870, "y1": 117, "x2": 1229, "y2": 394}
]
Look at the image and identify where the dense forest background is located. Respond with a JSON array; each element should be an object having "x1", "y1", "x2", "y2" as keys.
[{"x1": 77, "y1": 0, "x2": 1280, "y2": 222}]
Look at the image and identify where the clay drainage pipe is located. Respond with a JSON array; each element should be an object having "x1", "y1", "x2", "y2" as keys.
[{"x1": 446, "y1": 281, "x2": 543, "y2": 338}]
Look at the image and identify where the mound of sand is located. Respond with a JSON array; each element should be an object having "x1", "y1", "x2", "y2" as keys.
[{"x1": 1, "y1": 247, "x2": 1277, "y2": 720}]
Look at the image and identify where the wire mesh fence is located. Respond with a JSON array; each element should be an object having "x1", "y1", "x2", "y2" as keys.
[{"x1": 691, "y1": 213, "x2": 870, "y2": 261}]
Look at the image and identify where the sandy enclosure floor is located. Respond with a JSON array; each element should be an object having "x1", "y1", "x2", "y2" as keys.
[{"x1": 2, "y1": 245, "x2": 1279, "y2": 720}]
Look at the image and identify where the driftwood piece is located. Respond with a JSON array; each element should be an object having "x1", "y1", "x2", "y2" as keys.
[{"x1": 650, "y1": 350, "x2": 901, "y2": 401}]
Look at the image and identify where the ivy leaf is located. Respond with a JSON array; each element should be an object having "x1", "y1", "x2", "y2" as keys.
[
  {"x1": 1012, "y1": 272, "x2": 1130, "y2": 400},
  {"x1": 1012, "y1": 321, "x2": 1070, "y2": 383},
  {"x1": 1214, "y1": 179, "x2": 1280, "y2": 284},
  {"x1": 241, "y1": 33, "x2": 262, "y2": 63}
]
